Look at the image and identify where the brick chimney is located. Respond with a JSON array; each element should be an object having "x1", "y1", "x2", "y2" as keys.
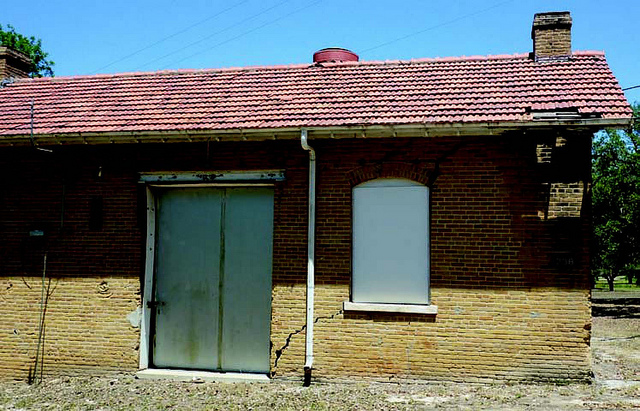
[
  {"x1": 0, "y1": 46, "x2": 31, "y2": 80},
  {"x1": 531, "y1": 11, "x2": 572, "y2": 60}
]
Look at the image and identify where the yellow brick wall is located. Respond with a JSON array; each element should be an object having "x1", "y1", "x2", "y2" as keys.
[
  {"x1": 270, "y1": 285, "x2": 591, "y2": 382},
  {"x1": 0, "y1": 275, "x2": 140, "y2": 380},
  {"x1": 1, "y1": 277, "x2": 590, "y2": 382}
]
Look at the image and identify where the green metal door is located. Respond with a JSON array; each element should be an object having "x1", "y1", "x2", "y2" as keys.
[{"x1": 152, "y1": 187, "x2": 273, "y2": 373}]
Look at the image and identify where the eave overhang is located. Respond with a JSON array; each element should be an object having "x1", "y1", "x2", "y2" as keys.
[{"x1": 0, "y1": 118, "x2": 631, "y2": 147}]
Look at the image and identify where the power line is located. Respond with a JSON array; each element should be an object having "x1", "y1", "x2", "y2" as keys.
[
  {"x1": 90, "y1": 0, "x2": 249, "y2": 74},
  {"x1": 358, "y1": 0, "x2": 515, "y2": 55},
  {"x1": 136, "y1": 0, "x2": 293, "y2": 71},
  {"x1": 623, "y1": 85, "x2": 640, "y2": 91},
  {"x1": 160, "y1": 0, "x2": 322, "y2": 69}
]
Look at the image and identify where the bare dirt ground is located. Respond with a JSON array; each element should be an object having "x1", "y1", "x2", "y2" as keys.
[{"x1": 1, "y1": 293, "x2": 639, "y2": 410}]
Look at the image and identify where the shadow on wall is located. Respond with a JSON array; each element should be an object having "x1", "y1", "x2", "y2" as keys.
[
  {"x1": 2, "y1": 136, "x2": 591, "y2": 293},
  {"x1": 342, "y1": 312, "x2": 436, "y2": 323}
]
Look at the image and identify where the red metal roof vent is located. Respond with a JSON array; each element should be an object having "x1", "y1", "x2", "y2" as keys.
[{"x1": 313, "y1": 48, "x2": 359, "y2": 63}]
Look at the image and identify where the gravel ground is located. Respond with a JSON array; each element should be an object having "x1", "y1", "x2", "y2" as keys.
[
  {"x1": 1, "y1": 297, "x2": 639, "y2": 410},
  {"x1": 1, "y1": 375, "x2": 639, "y2": 411},
  {"x1": 1, "y1": 371, "x2": 639, "y2": 411}
]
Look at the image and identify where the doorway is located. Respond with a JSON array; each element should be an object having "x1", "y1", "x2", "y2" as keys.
[{"x1": 149, "y1": 186, "x2": 273, "y2": 373}]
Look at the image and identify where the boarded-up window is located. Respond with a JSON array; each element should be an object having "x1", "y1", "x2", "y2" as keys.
[
  {"x1": 352, "y1": 178, "x2": 430, "y2": 304},
  {"x1": 89, "y1": 196, "x2": 104, "y2": 231}
]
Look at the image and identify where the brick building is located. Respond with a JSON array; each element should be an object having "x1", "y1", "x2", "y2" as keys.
[{"x1": 0, "y1": 12, "x2": 632, "y2": 382}]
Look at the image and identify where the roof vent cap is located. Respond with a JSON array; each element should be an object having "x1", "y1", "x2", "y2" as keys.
[{"x1": 313, "y1": 48, "x2": 359, "y2": 63}]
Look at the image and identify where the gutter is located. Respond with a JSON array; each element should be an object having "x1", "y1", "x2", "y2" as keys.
[
  {"x1": 1, "y1": 118, "x2": 632, "y2": 147},
  {"x1": 300, "y1": 128, "x2": 316, "y2": 387}
]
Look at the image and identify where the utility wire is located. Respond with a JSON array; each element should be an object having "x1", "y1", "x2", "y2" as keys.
[
  {"x1": 137, "y1": 0, "x2": 293, "y2": 70},
  {"x1": 90, "y1": 0, "x2": 248, "y2": 74},
  {"x1": 622, "y1": 85, "x2": 640, "y2": 91},
  {"x1": 160, "y1": 0, "x2": 322, "y2": 69},
  {"x1": 358, "y1": 0, "x2": 514, "y2": 55}
]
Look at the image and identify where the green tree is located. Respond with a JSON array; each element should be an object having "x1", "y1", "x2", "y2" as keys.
[
  {"x1": 592, "y1": 103, "x2": 640, "y2": 291},
  {"x1": 0, "y1": 24, "x2": 54, "y2": 77}
]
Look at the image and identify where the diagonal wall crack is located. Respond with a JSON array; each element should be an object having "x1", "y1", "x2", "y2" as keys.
[{"x1": 270, "y1": 309, "x2": 343, "y2": 377}]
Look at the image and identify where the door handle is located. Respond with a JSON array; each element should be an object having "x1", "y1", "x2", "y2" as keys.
[{"x1": 147, "y1": 300, "x2": 165, "y2": 309}]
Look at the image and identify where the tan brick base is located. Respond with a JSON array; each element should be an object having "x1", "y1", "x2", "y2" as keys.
[
  {"x1": 0, "y1": 276, "x2": 139, "y2": 380},
  {"x1": 1, "y1": 276, "x2": 590, "y2": 382},
  {"x1": 270, "y1": 286, "x2": 591, "y2": 382}
]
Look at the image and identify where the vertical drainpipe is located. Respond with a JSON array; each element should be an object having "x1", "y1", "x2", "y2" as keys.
[{"x1": 300, "y1": 128, "x2": 315, "y2": 386}]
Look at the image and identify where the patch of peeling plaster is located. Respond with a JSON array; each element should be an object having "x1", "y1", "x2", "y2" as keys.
[{"x1": 127, "y1": 307, "x2": 142, "y2": 328}]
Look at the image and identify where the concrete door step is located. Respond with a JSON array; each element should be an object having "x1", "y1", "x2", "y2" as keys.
[{"x1": 136, "y1": 369, "x2": 270, "y2": 383}]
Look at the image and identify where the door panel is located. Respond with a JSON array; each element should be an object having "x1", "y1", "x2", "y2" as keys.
[
  {"x1": 151, "y1": 186, "x2": 273, "y2": 373},
  {"x1": 153, "y1": 188, "x2": 222, "y2": 369},
  {"x1": 221, "y1": 188, "x2": 274, "y2": 373}
]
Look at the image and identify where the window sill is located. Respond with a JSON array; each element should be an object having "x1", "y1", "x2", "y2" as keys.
[{"x1": 343, "y1": 301, "x2": 438, "y2": 315}]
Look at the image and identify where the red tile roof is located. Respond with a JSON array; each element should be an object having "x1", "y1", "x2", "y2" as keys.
[{"x1": 0, "y1": 51, "x2": 632, "y2": 138}]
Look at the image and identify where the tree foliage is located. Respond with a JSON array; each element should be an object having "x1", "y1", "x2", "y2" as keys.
[
  {"x1": 0, "y1": 24, "x2": 54, "y2": 77},
  {"x1": 592, "y1": 103, "x2": 640, "y2": 290}
]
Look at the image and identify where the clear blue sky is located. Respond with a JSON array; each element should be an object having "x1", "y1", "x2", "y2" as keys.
[{"x1": 4, "y1": 0, "x2": 639, "y2": 103}]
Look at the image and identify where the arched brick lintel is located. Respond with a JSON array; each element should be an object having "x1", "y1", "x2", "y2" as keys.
[{"x1": 345, "y1": 162, "x2": 434, "y2": 187}]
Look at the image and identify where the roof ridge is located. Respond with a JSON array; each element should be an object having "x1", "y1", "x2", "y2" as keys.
[
  {"x1": 572, "y1": 50, "x2": 605, "y2": 56},
  {"x1": 10, "y1": 50, "x2": 608, "y2": 84}
]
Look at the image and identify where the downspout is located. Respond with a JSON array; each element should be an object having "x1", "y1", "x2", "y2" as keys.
[{"x1": 300, "y1": 128, "x2": 315, "y2": 387}]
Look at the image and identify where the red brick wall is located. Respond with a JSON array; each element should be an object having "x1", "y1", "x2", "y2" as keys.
[{"x1": 0, "y1": 133, "x2": 592, "y2": 381}]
